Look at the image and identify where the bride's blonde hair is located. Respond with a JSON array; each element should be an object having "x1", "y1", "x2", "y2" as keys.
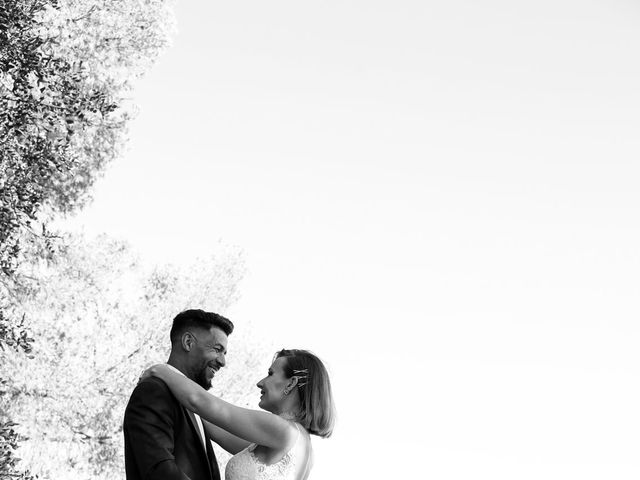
[{"x1": 275, "y1": 349, "x2": 335, "y2": 438}]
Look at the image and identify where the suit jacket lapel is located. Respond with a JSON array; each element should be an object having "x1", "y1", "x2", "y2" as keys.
[
  {"x1": 184, "y1": 407, "x2": 215, "y2": 478},
  {"x1": 205, "y1": 428, "x2": 220, "y2": 480},
  {"x1": 185, "y1": 408, "x2": 207, "y2": 450}
]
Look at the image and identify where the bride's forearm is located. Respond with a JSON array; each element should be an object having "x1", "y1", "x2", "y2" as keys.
[
  {"x1": 151, "y1": 365, "x2": 208, "y2": 413},
  {"x1": 151, "y1": 365, "x2": 233, "y2": 428}
]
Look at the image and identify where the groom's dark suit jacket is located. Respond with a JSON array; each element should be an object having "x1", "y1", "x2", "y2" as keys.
[{"x1": 124, "y1": 376, "x2": 221, "y2": 480}]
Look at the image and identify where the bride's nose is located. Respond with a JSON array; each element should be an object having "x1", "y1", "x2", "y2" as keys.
[{"x1": 256, "y1": 379, "x2": 264, "y2": 389}]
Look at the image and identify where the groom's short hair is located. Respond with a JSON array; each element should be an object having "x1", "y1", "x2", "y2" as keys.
[{"x1": 170, "y1": 309, "x2": 234, "y2": 344}]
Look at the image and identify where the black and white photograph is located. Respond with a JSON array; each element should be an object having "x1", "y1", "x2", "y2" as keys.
[{"x1": 1, "y1": 1, "x2": 639, "y2": 479}]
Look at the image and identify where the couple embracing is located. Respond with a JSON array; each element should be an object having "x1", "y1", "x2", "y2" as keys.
[{"x1": 123, "y1": 309, "x2": 335, "y2": 480}]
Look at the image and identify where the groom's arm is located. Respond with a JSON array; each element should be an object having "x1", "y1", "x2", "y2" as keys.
[
  {"x1": 202, "y1": 419, "x2": 251, "y2": 455},
  {"x1": 124, "y1": 378, "x2": 191, "y2": 480}
]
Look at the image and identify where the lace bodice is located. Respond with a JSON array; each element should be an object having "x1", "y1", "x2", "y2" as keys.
[{"x1": 225, "y1": 423, "x2": 307, "y2": 480}]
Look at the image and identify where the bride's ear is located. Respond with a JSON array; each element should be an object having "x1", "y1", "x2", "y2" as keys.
[{"x1": 287, "y1": 376, "x2": 299, "y2": 391}]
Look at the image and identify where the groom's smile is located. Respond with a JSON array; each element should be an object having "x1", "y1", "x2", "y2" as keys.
[{"x1": 185, "y1": 326, "x2": 229, "y2": 389}]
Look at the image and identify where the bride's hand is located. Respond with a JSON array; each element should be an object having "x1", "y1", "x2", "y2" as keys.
[{"x1": 139, "y1": 364, "x2": 164, "y2": 382}]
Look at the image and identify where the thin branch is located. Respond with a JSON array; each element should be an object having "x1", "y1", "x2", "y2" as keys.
[
  {"x1": 1, "y1": 96, "x2": 68, "y2": 111},
  {"x1": 71, "y1": 6, "x2": 97, "y2": 23}
]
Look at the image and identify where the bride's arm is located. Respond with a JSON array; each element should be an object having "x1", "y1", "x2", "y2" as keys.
[
  {"x1": 146, "y1": 364, "x2": 296, "y2": 450},
  {"x1": 202, "y1": 420, "x2": 251, "y2": 455}
]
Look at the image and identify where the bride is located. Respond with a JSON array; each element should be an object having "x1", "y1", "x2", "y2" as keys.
[{"x1": 143, "y1": 349, "x2": 335, "y2": 480}]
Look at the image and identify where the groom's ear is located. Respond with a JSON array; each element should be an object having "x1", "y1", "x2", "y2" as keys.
[{"x1": 181, "y1": 332, "x2": 195, "y2": 352}]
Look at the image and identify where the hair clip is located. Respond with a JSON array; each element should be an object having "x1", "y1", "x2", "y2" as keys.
[{"x1": 293, "y1": 368, "x2": 309, "y2": 387}]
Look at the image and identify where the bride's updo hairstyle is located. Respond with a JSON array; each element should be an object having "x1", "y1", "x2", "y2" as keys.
[{"x1": 275, "y1": 349, "x2": 335, "y2": 438}]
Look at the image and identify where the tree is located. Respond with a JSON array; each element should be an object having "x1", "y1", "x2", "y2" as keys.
[
  {"x1": 1, "y1": 231, "x2": 273, "y2": 479},
  {"x1": 1, "y1": 0, "x2": 175, "y2": 477},
  {"x1": 1, "y1": 0, "x2": 175, "y2": 323}
]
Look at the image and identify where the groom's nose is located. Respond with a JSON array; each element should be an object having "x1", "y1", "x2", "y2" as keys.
[{"x1": 217, "y1": 353, "x2": 226, "y2": 367}]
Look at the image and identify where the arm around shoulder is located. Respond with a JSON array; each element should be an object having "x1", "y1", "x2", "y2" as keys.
[{"x1": 149, "y1": 365, "x2": 296, "y2": 450}]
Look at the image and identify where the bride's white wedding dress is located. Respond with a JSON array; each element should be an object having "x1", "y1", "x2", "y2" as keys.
[{"x1": 225, "y1": 422, "x2": 311, "y2": 480}]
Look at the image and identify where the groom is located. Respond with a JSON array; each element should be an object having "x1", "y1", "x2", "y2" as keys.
[{"x1": 124, "y1": 309, "x2": 234, "y2": 480}]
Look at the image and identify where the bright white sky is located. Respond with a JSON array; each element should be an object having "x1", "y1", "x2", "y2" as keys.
[{"x1": 64, "y1": 1, "x2": 640, "y2": 478}]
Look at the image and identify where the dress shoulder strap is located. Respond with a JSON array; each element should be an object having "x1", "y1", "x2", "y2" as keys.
[{"x1": 293, "y1": 421, "x2": 303, "y2": 439}]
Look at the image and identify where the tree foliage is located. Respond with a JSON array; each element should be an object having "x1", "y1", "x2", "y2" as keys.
[
  {"x1": 0, "y1": 232, "x2": 271, "y2": 479},
  {"x1": 0, "y1": 0, "x2": 175, "y2": 313},
  {"x1": 1, "y1": 0, "x2": 174, "y2": 477}
]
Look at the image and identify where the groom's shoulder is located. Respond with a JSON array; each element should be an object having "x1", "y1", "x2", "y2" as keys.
[
  {"x1": 135, "y1": 375, "x2": 170, "y2": 392},
  {"x1": 125, "y1": 376, "x2": 179, "y2": 416},
  {"x1": 124, "y1": 377, "x2": 180, "y2": 426},
  {"x1": 128, "y1": 376, "x2": 173, "y2": 401}
]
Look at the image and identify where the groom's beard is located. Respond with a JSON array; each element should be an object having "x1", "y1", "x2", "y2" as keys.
[{"x1": 193, "y1": 367, "x2": 212, "y2": 390}]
